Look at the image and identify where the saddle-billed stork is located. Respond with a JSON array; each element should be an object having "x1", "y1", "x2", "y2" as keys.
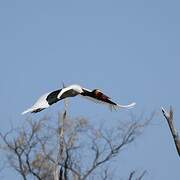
[{"x1": 22, "y1": 84, "x2": 136, "y2": 114}]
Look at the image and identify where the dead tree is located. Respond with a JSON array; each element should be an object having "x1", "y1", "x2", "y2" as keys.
[
  {"x1": 162, "y1": 107, "x2": 180, "y2": 156},
  {"x1": 0, "y1": 111, "x2": 150, "y2": 180}
]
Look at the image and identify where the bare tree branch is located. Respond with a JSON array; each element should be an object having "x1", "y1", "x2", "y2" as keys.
[
  {"x1": 137, "y1": 170, "x2": 147, "y2": 180},
  {"x1": 81, "y1": 119, "x2": 148, "y2": 180},
  {"x1": 128, "y1": 171, "x2": 135, "y2": 180},
  {"x1": 128, "y1": 170, "x2": 147, "y2": 180},
  {"x1": 162, "y1": 107, "x2": 180, "y2": 156},
  {"x1": 25, "y1": 153, "x2": 42, "y2": 180},
  {"x1": 0, "y1": 111, "x2": 150, "y2": 180}
]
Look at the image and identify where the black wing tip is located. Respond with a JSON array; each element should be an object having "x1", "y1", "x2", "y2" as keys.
[{"x1": 32, "y1": 108, "x2": 45, "y2": 113}]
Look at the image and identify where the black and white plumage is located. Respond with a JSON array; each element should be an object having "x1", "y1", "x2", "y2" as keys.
[{"x1": 22, "y1": 84, "x2": 136, "y2": 114}]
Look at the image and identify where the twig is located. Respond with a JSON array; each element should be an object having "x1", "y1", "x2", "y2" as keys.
[
  {"x1": 161, "y1": 107, "x2": 180, "y2": 156},
  {"x1": 128, "y1": 171, "x2": 135, "y2": 180},
  {"x1": 137, "y1": 170, "x2": 147, "y2": 180}
]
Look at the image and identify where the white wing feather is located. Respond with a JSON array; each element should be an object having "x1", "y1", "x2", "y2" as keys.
[
  {"x1": 57, "y1": 84, "x2": 83, "y2": 99},
  {"x1": 21, "y1": 93, "x2": 50, "y2": 114}
]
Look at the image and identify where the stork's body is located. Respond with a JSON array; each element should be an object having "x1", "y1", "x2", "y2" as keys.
[{"x1": 22, "y1": 84, "x2": 135, "y2": 114}]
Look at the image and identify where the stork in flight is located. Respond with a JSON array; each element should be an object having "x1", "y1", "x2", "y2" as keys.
[{"x1": 22, "y1": 84, "x2": 136, "y2": 114}]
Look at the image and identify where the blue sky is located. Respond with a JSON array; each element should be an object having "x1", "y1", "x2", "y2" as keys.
[{"x1": 0, "y1": 0, "x2": 180, "y2": 179}]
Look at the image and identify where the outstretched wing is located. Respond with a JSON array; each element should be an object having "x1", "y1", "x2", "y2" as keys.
[
  {"x1": 22, "y1": 85, "x2": 83, "y2": 115},
  {"x1": 22, "y1": 92, "x2": 50, "y2": 114},
  {"x1": 22, "y1": 89, "x2": 63, "y2": 114}
]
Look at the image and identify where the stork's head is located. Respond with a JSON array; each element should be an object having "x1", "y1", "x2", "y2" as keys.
[{"x1": 92, "y1": 89, "x2": 103, "y2": 97}]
